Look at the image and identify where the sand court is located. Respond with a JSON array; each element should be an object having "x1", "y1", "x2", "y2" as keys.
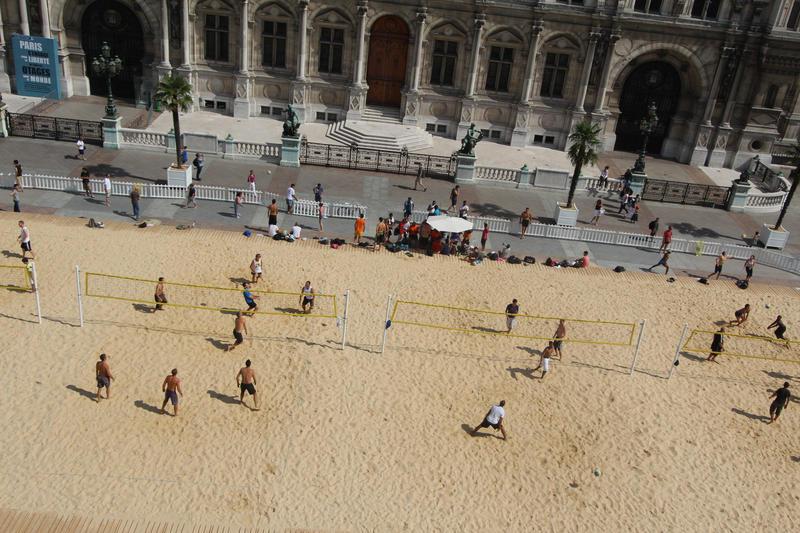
[{"x1": 0, "y1": 213, "x2": 798, "y2": 531}]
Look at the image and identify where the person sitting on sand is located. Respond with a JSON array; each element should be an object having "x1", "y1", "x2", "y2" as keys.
[
  {"x1": 471, "y1": 400, "x2": 507, "y2": 440},
  {"x1": 290, "y1": 222, "x2": 302, "y2": 240},
  {"x1": 707, "y1": 327, "x2": 724, "y2": 362},
  {"x1": 730, "y1": 304, "x2": 750, "y2": 327},
  {"x1": 161, "y1": 368, "x2": 183, "y2": 416}
]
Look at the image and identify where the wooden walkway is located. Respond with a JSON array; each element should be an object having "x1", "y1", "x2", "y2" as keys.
[{"x1": 0, "y1": 508, "x2": 269, "y2": 533}]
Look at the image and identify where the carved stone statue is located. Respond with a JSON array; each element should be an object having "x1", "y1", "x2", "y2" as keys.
[
  {"x1": 458, "y1": 123, "x2": 483, "y2": 156},
  {"x1": 282, "y1": 105, "x2": 301, "y2": 137}
]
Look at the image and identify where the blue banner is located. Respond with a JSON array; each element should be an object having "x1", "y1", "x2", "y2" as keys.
[{"x1": 11, "y1": 34, "x2": 61, "y2": 99}]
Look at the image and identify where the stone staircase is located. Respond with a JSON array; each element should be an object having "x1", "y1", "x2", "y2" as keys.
[{"x1": 325, "y1": 106, "x2": 433, "y2": 151}]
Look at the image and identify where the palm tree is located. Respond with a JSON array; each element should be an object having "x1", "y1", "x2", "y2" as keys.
[
  {"x1": 154, "y1": 75, "x2": 193, "y2": 168},
  {"x1": 564, "y1": 121, "x2": 602, "y2": 209},
  {"x1": 773, "y1": 147, "x2": 800, "y2": 231}
]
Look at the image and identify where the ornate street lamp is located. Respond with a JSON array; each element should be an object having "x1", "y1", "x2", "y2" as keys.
[
  {"x1": 633, "y1": 101, "x2": 659, "y2": 173},
  {"x1": 91, "y1": 42, "x2": 123, "y2": 119}
]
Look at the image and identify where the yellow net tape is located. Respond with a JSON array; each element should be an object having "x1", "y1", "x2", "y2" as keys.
[
  {"x1": 85, "y1": 272, "x2": 338, "y2": 319},
  {"x1": 682, "y1": 328, "x2": 800, "y2": 364},
  {"x1": 390, "y1": 299, "x2": 637, "y2": 347},
  {"x1": 0, "y1": 264, "x2": 31, "y2": 290}
]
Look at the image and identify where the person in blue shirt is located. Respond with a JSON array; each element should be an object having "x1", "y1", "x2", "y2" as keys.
[
  {"x1": 242, "y1": 282, "x2": 259, "y2": 315},
  {"x1": 180, "y1": 146, "x2": 189, "y2": 166}
]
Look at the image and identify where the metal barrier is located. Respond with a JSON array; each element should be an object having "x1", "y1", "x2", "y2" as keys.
[{"x1": 6, "y1": 113, "x2": 104, "y2": 145}]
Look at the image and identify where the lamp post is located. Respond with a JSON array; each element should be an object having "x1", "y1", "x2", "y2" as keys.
[
  {"x1": 91, "y1": 42, "x2": 123, "y2": 119},
  {"x1": 633, "y1": 101, "x2": 658, "y2": 173}
]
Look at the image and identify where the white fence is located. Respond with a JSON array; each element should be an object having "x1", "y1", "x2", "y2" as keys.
[
  {"x1": 12, "y1": 173, "x2": 366, "y2": 220},
  {"x1": 745, "y1": 190, "x2": 788, "y2": 210},
  {"x1": 118, "y1": 129, "x2": 281, "y2": 161},
  {"x1": 406, "y1": 209, "x2": 799, "y2": 276},
  {"x1": 475, "y1": 166, "x2": 518, "y2": 182}
]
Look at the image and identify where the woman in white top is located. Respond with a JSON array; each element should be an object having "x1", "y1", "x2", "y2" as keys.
[
  {"x1": 590, "y1": 199, "x2": 604, "y2": 225},
  {"x1": 103, "y1": 175, "x2": 112, "y2": 207},
  {"x1": 299, "y1": 281, "x2": 315, "y2": 314},
  {"x1": 250, "y1": 254, "x2": 263, "y2": 283}
]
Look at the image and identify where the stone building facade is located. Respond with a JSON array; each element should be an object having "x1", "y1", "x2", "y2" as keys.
[{"x1": 2, "y1": 0, "x2": 800, "y2": 167}]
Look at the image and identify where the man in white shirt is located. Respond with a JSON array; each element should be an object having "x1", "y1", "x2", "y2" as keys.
[
  {"x1": 17, "y1": 220, "x2": 34, "y2": 259},
  {"x1": 286, "y1": 183, "x2": 296, "y2": 214},
  {"x1": 268, "y1": 224, "x2": 279, "y2": 237},
  {"x1": 458, "y1": 201, "x2": 469, "y2": 219},
  {"x1": 76, "y1": 138, "x2": 86, "y2": 160},
  {"x1": 472, "y1": 400, "x2": 506, "y2": 440},
  {"x1": 103, "y1": 175, "x2": 112, "y2": 207},
  {"x1": 291, "y1": 222, "x2": 301, "y2": 239}
]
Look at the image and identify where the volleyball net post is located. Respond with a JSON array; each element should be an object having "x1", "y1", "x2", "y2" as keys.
[
  {"x1": 75, "y1": 265, "x2": 84, "y2": 327},
  {"x1": 380, "y1": 294, "x2": 393, "y2": 354},
  {"x1": 340, "y1": 289, "x2": 350, "y2": 350},
  {"x1": 31, "y1": 262, "x2": 41, "y2": 324},
  {"x1": 668, "y1": 324, "x2": 689, "y2": 380},
  {"x1": 629, "y1": 319, "x2": 646, "y2": 376}
]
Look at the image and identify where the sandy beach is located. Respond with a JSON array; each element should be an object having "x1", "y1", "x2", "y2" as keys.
[{"x1": 0, "y1": 212, "x2": 797, "y2": 531}]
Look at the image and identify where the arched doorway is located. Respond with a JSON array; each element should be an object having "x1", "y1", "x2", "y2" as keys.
[
  {"x1": 81, "y1": 0, "x2": 144, "y2": 99},
  {"x1": 614, "y1": 61, "x2": 681, "y2": 154},
  {"x1": 366, "y1": 16, "x2": 409, "y2": 107}
]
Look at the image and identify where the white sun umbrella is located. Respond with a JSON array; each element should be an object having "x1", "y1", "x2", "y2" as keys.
[{"x1": 425, "y1": 215, "x2": 473, "y2": 233}]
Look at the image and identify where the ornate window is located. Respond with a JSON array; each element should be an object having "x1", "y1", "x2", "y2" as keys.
[
  {"x1": 788, "y1": 1, "x2": 800, "y2": 29},
  {"x1": 485, "y1": 46, "x2": 513, "y2": 92},
  {"x1": 691, "y1": 0, "x2": 720, "y2": 19},
  {"x1": 634, "y1": 0, "x2": 663, "y2": 14},
  {"x1": 764, "y1": 85, "x2": 779, "y2": 108},
  {"x1": 430, "y1": 40, "x2": 458, "y2": 86},
  {"x1": 205, "y1": 14, "x2": 230, "y2": 62},
  {"x1": 556, "y1": 0, "x2": 584, "y2": 5},
  {"x1": 319, "y1": 27, "x2": 344, "y2": 74},
  {"x1": 540, "y1": 53, "x2": 569, "y2": 98},
  {"x1": 262, "y1": 21, "x2": 287, "y2": 68}
]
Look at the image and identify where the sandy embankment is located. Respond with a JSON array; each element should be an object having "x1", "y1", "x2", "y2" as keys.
[{"x1": 0, "y1": 213, "x2": 797, "y2": 531}]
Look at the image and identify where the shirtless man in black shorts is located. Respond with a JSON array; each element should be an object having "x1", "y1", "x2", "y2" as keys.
[
  {"x1": 767, "y1": 315, "x2": 788, "y2": 345},
  {"x1": 154, "y1": 277, "x2": 167, "y2": 311},
  {"x1": 236, "y1": 359, "x2": 260, "y2": 410},
  {"x1": 707, "y1": 327, "x2": 724, "y2": 362},
  {"x1": 227, "y1": 311, "x2": 249, "y2": 351},
  {"x1": 95, "y1": 353, "x2": 114, "y2": 401},
  {"x1": 729, "y1": 304, "x2": 750, "y2": 327},
  {"x1": 768, "y1": 382, "x2": 791, "y2": 424}
]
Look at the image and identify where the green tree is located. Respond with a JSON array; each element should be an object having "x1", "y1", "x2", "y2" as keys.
[
  {"x1": 154, "y1": 75, "x2": 193, "y2": 168},
  {"x1": 565, "y1": 121, "x2": 602, "y2": 209}
]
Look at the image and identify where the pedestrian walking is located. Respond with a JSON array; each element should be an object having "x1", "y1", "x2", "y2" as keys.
[
  {"x1": 403, "y1": 197, "x2": 414, "y2": 218},
  {"x1": 184, "y1": 183, "x2": 197, "y2": 208},
  {"x1": 103, "y1": 175, "x2": 112, "y2": 206},
  {"x1": 648, "y1": 217, "x2": 659, "y2": 242},
  {"x1": 267, "y1": 198, "x2": 279, "y2": 226},
  {"x1": 519, "y1": 208, "x2": 533, "y2": 239},
  {"x1": 286, "y1": 183, "x2": 296, "y2": 214},
  {"x1": 707, "y1": 327, "x2": 724, "y2": 362},
  {"x1": 590, "y1": 199, "x2": 603, "y2": 225},
  {"x1": 659, "y1": 226, "x2": 673, "y2": 252},
  {"x1": 95, "y1": 353, "x2": 114, "y2": 401},
  {"x1": 13, "y1": 159, "x2": 23, "y2": 190},
  {"x1": 768, "y1": 382, "x2": 791, "y2": 424},
  {"x1": 318, "y1": 202, "x2": 325, "y2": 232},
  {"x1": 449, "y1": 185, "x2": 460, "y2": 213},
  {"x1": 647, "y1": 251, "x2": 671, "y2": 275},
  {"x1": 76, "y1": 137, "x2": 86, "y2": 160},
  {"x1": 80, "y1": 167, "x2": 93, "y2": 198},
  {"x1": 706, "y1": 251, "x2": 727, "y2": 281},
  {"x1": 247, "y1": 169, "x2": 256, "y2": 192},
  {"x1": 744, "y1": 255, "x2": 755, "y2": 282},
  {"x1": 130, "y1": 185, "x2": 141, "y2": 220},
  {"x1": 598, "y1": 166, "x2": 609, "y2": 189},
  {"x1": 313, "y1": 183, "x2": 324, "y2": 203},
  {"x1": 192, "y1": 153, "x2": 204, "y2": 181},
  {"x1": 471, "y1": 400, "x2": 507, "y2": 440},
  {"x1": 180, "y1": 146, "x2": 189, "y2": 166},
  {"x1": 17, "y1": 220, "x2": 34, "y2": 259},
  {"x1": 481, "y1": 223, "x2": 489, "y2": 251},
  {"x1": 10, "y1": 183, "x2": 21, "y2": 212},
  {"x1": 160, "y1": 368, "x2": 183, "y2": 416},
  {"x1": 234, "y1": 191, "x2": 244, "y2": 218},
  {"x1": 354, "y1": 213, "x2": 366, "y2": 243},
  {"x1": 413, "y1": 163, "x2": 427, "y2": 191},
  {"x1": 629, "y1": 203, "x2": 640, "y2": 224},
  {"x1": 618, "y1": 191, "x2": 629, "y2": 214}
]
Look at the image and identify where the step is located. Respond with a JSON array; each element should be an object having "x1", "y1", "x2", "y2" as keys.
[{"x1": 325, "y1": 120, "x2": 433, "y2": 151}]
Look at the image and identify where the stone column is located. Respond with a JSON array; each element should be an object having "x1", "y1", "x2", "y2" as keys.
[
  {"x1": 290, "y1": 0, "x2": 310, "y2": 121},
  {"x1": 595, "y1": 30, "x2": 620, "y2": 112},
  {"x1": 39, "y1": 0, "x2": 50, "y2": 38},
  {"x1": 510, "y1": 21, "x2": 542, "y2": 147},
  {"x1": 345, "y1": 1, "x2": 369, "y2": 121},
  {"x1": 574, "y1": 30, "x2": 600, "y2": 113},
  {"x1": 464, "y1": 14, "x2": 485, "y2": 98},
  {"x1": 721, "y1": 49, "x2": 744, "y2": 127},
  {"x1": 18, "y1": 0, "x2": 30, "y2": 35},
  {"x1": 409, "y1": 8, "x2": 427, "y2": 91},
  {"x1": 181, "y1": 0, "x2": 191, "y2": 67},
  {"x1": 233, "y1": 0, "x2": 251, "y2": 118},
  {"x1": 701, "y1": 46, "x2": 732, "y2": 124},
  {"x1": 160, "y1": 0, "x2": 171, "y2": 67},
  {"x1": 296, "y1": 0, "x2": 308, "y2": 80}
]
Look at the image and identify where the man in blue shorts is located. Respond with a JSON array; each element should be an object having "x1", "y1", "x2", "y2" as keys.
[{"x1": 161, "y1": 368, "x2": 183, "y2": 416}]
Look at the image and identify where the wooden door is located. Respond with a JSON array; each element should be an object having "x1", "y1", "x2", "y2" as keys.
[{"x1": 366, "y1": 16, "x2": 409, "y2": 107}]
